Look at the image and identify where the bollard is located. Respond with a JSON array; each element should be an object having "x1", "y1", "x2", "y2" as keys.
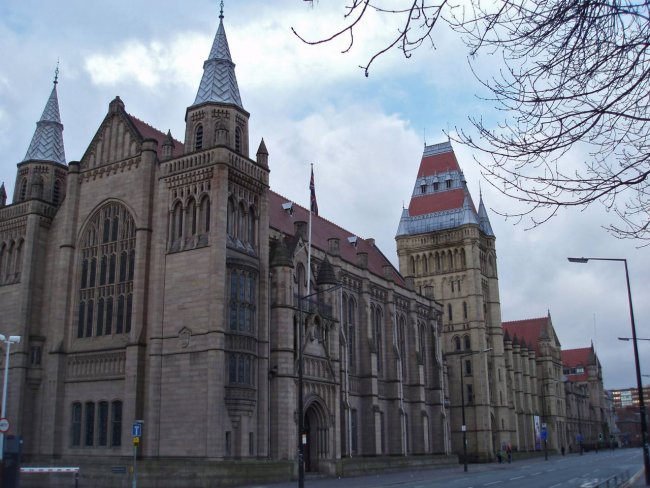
[{"x1": 75, "y1": 470, "x2": 79, "y2": 488}]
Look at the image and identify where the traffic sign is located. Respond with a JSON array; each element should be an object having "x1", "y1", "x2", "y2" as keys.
[
  {"x1": 133, "y1": 436, "x2": 140, "y2": 445},
  {"x1": 541, "y1": 429, "x2": 548, "y2": 441},
  {"x1": 0, "y1": 418, "x2": 9, "y2": 433},
  {"x1": 132, "y1": 422, "x2": 142, "y2": 437}
]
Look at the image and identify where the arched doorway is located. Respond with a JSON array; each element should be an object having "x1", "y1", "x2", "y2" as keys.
[{"x1": 304, "y1": 397, "x2": 330, "y2": 473}]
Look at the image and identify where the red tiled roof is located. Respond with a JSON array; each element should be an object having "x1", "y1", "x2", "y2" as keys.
[
  {"x1": 562, "y1": 347, "x2": 591, "y2": 382},
  {"x1": 408, "y1": 188, "x2": 465, "y2": 216},
  {"x1": 417, "y1": 151, "x2": 461, "y2": 177},
  {"x1": 502, "y1": 317, "x2": 548, "y2": 356},
  {"x1": 127, "y1": 114, "x2": 185, "y2": 158},
  {"x1": 269, "y1": 191, "x2": 406, "y2": 287}
]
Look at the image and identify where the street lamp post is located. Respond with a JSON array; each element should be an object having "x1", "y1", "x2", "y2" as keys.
[
  {"x1": 0, "y1": 334, "x2": 21, "y2": 473},
  {"x1": 297, "y1": 284, "x2": 341, "y2": 488},
  {"x1": 459, "y1": 348, "x2": 492, "y2": 472},
  {"x1": 568, "y1": 257, "x2": 650, "y2": 485}
]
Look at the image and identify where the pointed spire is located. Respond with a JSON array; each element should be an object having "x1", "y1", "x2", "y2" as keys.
[
  {"x1": 23, "y1": 68, "x2": 66, "y2": 164},
  {"x1": 0, "y1": 183, "x2": 6, "y2": 208},
  {"x1": 461, "y1": 190, "x2": 479, "y2": 226},
  {"x1": 256, "y1": 138, "x2": 269, "y2": 168},
  {"x1": 478, "y1": 189, "x2": 495, "y2": 236},
  {"x1": 193, "y1": 6, "x2": 243, "y2": 109}
]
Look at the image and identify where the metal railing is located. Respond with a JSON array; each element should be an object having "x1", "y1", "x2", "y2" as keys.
[{"x1": 590, "y1": 470, "x2": 631, "y2": 488}]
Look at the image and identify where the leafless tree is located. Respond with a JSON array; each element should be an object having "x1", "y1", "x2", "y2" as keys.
[{"x1": 296, "y1": 0, "x2": 650, "y2": 244}]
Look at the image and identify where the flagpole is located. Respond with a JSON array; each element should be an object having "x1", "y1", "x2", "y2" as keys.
[{"x1": 307, "y1": 164, "x2": 314, "y2": 297}]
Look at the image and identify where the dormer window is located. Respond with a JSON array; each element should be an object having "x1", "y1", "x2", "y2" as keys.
[
  {"x1": 195, "y1": 124, "x2": 204, "y2": 151},
  {"x1": 420, "y1": 184, "x2": 427, "y2": 194},
  {"x1": 433, "y1": 182, "x2": 439, "y2": 191},
  {"x1": 446, "y1": 179, "x2": 452, "y2": 189}
]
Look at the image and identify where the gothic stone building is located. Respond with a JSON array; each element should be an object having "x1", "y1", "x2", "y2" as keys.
[
  {"x1": 394, "y1": 142, "x2": 610, "y2": 461},
  {"x1": 396, "y1": 143, "x2": 512, "y2": 461},
  {"x1": 0, "y1": 13, "x2": 452, "y2": 487}
]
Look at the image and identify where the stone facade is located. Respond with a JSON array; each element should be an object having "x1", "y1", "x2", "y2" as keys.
[
  {"x1": 0, "y1": 13, "x2": 452, "y2": 487},
  {"x1": 562, "y1": 345, "x2": 609, "y2": 450},
  {"x1": 396, "y1": 143, "x2": 511, "y2": 461}
]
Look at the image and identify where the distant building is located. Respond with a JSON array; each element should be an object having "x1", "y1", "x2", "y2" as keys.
[
  {"x1": 609, "y1": 385, "x2": 650, "y2": 409},
  {"x1": 503, "y1": 315, "x2": 565, "y2": 452},
  {"x1": 562, "y1": 345, "x2": 611, "y2": 449}
]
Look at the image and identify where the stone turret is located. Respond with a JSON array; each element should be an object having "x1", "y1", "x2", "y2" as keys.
[
  {"x1": 14, "y1": 68, "x2": 68, "y2": 206},
  {"x1": 184, "y1": 7, "x2": 250, "y2": 157}
]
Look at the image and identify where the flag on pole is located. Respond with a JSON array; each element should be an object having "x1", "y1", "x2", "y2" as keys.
[{"x1": 310, "y1": 166, "x2": 318, "y2": 216}]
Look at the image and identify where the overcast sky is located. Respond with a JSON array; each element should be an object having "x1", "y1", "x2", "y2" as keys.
[{"x1": 1, "y1": 0, "x2": 648, "y2": 390}]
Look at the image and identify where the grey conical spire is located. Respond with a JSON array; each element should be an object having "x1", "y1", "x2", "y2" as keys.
[
  {"x1": 478, "y1": 189, "x2": 495, "y2": 236},
  {"x1": 193, "y1": 7, "x2": 243, "y2": 109},
  {"x1": 23, "y1": 69, "x2": 66, "y2": 164}
]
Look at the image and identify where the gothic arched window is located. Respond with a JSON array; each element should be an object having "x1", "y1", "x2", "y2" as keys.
[
  {"x1": 235, "y1": 126, "x2": 242, "y2": 153},
  {"x1": 78, "y1": 202, "x2": 136, "y2": 339},
  {"x1": 227, "y1": 198, "x2": 236, "y2": 236},
  {"x1": 199, "y1": 196, "x2": 210, "y2": 233},
  {"x1": 53, "y1": 179, "x2": 63, "y2": 206},
  {"x1": 195, "y1": 124, "x2": 204, "y2": 151},
  {"x1": 19, "y1": 178, "x2": 28, "y2": 201}
]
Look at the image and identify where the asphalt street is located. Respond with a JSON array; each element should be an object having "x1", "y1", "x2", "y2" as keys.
[{"x1": 243, "y1": 449, "x2": 645, "y2": 488}]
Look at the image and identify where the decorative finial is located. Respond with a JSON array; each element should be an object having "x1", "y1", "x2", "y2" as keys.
[
  {"x1": 423, "y1": 128, "x2": 426, "y2": 147},
  {"x1": 54, "y1": 60, "x2": 60, "y2": 85},
  {"x1": 220, "y1": 0, "x2": 224, "y2": 19},
  {"x1": 479, "y1": 180, "x2": 482, "y2": 198}
]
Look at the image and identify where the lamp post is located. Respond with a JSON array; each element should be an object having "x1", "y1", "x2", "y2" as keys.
[
  {"x1": 297, "y1": 283, "x2": 341, "y2": 488},
  {"x1": 459, "y1": 348, "x2": 492, "y2": 472},
  {"x1": 0, "y1": 334, "x2": 21, "y2": 471},
  {"x1": 568, "y1": 257, "x2": 649, "y2": 485}
]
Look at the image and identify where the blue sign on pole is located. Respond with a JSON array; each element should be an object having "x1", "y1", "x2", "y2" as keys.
[
  {"x1": 541, "y1": 429, "x2": 548, "y2": 441},
  {"x1": 132, "y1": 422, "x2": 142, "y2": 437}
]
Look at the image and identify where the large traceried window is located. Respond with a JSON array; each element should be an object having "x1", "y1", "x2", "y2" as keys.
[
  {"x1": 343, "y1": 294, "x2": 357, "y2": 374},
  {"x1": 228, "y1": 268, "x2": 257, "y2": 334},
  {"x1": 226, "y1": 267, "x2": 258, "y2": 387},
  {"x1": 372, "y1": 304, "x2": 384, "y2": 375},
  {"x1": 397, "y1": 314, "x2": 407, "y2": 380},
  {"x1": 78, "y1": 203, "x2": 135, "y2": 339}
]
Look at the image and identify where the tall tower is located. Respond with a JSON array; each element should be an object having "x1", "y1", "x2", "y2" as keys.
[
  {"x1": 14, "y1": 67, "x2": 67, "y2": 206},
  {"x1": 0, "y1": 69, "x2": 68, "y2": 453},
  {"x1": 184, "y1": 6, "x2": 249, "y2": 157},
  {"x1": 396, "y1": 142, "x2": 510, "y2": 461}
]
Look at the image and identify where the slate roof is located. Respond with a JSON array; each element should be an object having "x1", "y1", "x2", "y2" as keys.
[
  {"x1": 192, "y1": 16, "x2": 243, "y2": 109},
  {"x1": 269, "y1": 191, "x2": 406, "y2": 287},
  {"x1": 127, "y1": 114, "x2": 184, "y2": 158},
  {"x1": 502, "y1": 317, "x2": 552, "y2": 356},
  {"x1": 23, "y1": 81, "x2": 66, "y2": 164},
  {"x1": 562, "y1": 347, "x2": 592, "y2": 382},
  {"x1": 396, "y1": 141, "x2": 493, "y2": 237}
]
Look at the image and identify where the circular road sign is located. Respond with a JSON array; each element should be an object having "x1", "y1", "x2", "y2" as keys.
[{"x1": 0, "y1": 418, "x2": 9, "y2": 433}]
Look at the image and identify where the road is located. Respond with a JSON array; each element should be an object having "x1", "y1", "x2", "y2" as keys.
[{"x1": 244, "y1": 449, "x2": 644, "y2": 488}]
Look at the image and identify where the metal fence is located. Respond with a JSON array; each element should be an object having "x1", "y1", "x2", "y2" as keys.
[{"x1": 591, "y1": 470, "x2": 630, "y2": 488}]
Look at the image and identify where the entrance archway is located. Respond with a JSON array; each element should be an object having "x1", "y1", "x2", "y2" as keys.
[{"x1": 303, "y1": 397, "x2": 330, "y2": 473}]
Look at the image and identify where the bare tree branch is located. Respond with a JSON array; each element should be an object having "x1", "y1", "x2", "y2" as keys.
[{"x1": 296, "y1": 0, "x2": 650, "y2": 243}]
